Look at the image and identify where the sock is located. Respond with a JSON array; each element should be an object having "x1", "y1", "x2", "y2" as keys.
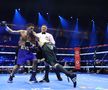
[{"x1": 31, "y1": 70, "x2": 36, "y2": 78}]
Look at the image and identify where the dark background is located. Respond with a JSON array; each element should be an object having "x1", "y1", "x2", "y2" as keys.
[
  {"x1": 0, "y1": 0, "x2": 108, "y2": 66},
  {"x1": 0, "y1": 0, "x2": 107, "y2": 25},
  {"x1": 0, "y1": 0, "x2": 108, "y2": 46}
]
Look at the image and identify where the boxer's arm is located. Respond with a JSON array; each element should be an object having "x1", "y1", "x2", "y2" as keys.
[
  {"x1": 32, "y1": 31, "x2": 39, "y2": 39},
  {"x1": 32, "y1": 31, "x2": 37, "y2": 37},
  {"x1": 6, "y1": 26, "x2": 23, "y2": 34}
]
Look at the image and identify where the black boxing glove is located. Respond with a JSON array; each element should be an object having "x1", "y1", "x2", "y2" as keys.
[
  {"x1": 25, "y1": 41, "x2": 32, "y2": 47},
  {"x1": 0, "y1": 21, "x2": 7, "y2": 27}
]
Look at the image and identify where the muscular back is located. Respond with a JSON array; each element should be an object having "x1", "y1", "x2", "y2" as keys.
[
  {"x1": 18, "y1": 30, "x2": 36, "y2": 46},
  {"x1": 6, "y1": 26, "x2": 36, "y2": 46},
  {"x1": 18, "y1": 30, "x2": 28, "y2": 46}
]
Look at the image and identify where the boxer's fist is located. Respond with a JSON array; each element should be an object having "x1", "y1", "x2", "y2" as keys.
[{"x1": 0, "y1": 21, "x2": 7, "y2": 27}]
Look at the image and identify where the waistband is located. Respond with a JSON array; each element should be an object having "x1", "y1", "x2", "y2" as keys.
[
  {"x1": 20, "y1": 46, "x2": 29, "y2": 50},
  {"x1": 42, "y1": 42, "x2": 55, "y2": 48}
]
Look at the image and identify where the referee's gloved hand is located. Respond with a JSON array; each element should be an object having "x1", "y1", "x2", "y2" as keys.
[{"x1": 0, "y1": 21, "x2": 7, "y2": 27}]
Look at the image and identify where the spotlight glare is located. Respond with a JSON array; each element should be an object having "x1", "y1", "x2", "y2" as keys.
[
  {"x1": 13, "y1": 8, "x2": 26, "y2": 25},
  {"x1": 91, "y1": 19, "x2": 94, "y2": 22},
  {"x1": 38, "y1": 12, "x2": 48, "y2": 27},
  {"x1": 15, "y1": 9, "x2": 17, "y2": 12},
  {"x1": 46, "y1": 13, "x2": 48, "y2": 15}
]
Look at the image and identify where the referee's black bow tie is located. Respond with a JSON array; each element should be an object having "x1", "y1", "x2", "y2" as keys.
[{"x1": 42, "y1": 32, "x2": 46, "y2": 34}]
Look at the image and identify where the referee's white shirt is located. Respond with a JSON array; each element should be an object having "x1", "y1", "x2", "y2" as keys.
[{"x1": 36, "y1": 32, "x2": 55, "y2": 47}]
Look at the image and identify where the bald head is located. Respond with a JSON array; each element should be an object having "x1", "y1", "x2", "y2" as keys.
[{"x1": 41, "y1": 25, "x2": 47, "y2": 33}]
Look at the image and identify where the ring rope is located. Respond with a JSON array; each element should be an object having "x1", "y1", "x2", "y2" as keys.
[
  {"x1": 0, "y1": 44, "x2": 108, "y2": 50},
  {"x1": 0, "y1": 51, "x2": 108, "y2": 56},
  {"x1": 0, "y1": 66, "x2": 108, "y2": 69}
]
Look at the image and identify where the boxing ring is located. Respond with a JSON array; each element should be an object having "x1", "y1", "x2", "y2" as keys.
[{"x1": 0, "y1": 44, "x2": 108, "y2": 90}]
